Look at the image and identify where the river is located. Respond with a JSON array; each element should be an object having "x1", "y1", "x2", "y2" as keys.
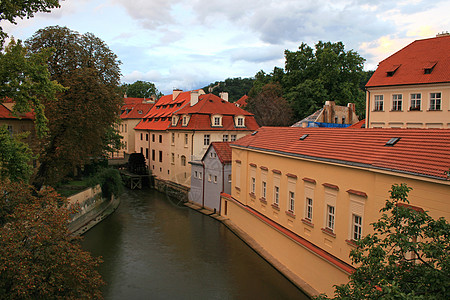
[{"x1": 81, "y1": 188, "x2": 309, "y2": 299}]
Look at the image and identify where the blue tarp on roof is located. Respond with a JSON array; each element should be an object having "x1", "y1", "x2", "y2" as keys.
[{"x1": 308, "y1": 122, "x2": 350, "y2": 128}]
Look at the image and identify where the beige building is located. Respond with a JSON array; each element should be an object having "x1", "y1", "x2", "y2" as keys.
[
  {"x1": 365, "y1": 34, "x2": 450, "y2": 128},
  {"x1": 168, "y1": 93, "x2": 259, "y2": 187},
  {"x1": 221, "y1": 127, "x2": 450, "y2": 296},
  {"x1": 292, "y1": 101, "x2": 359, "y2": 127}
]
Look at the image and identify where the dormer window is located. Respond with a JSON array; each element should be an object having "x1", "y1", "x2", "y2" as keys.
[
  {"x1": 182, "y1": 115, "x2": 189, "y2": 126},
  {"x1": 138, "y1": 110, "x2": 143, "y2": 114},
  {"x1": 386, "y1": 64, "x2": 400, "y2": 77},
  {"x1": 235, "y1": 115, "x2": 245, "y2": 127},
  {"x1": 424, "y1": 62, "x2": 437, "y2": 74},
  {"x1": 172, "y1": 116, "x2": 178, "y2": 126},
  {"x1": 211, "y1": 114, "x2": 222, "y2": 127}
]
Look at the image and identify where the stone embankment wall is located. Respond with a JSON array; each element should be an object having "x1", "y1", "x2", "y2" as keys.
[{"x1": 154, "y1": 177, "x2": 189, "y2": 202}]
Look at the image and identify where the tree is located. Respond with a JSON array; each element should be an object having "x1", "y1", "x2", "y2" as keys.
[
  {"x1": 283, "y1": 41, "x2": 366, "y2": 120},
  {"x1": 121, "y1": 80, "x2": 162, "y2": 99},
  {"x1": 202, "y1": 77, "x2": 255, "y2": 102},
  {"x1": 0, "y1": 126, "x2": 34, "y2": 182},
  {"x1": 0, "y1": 0, "x2": 60, "y2": 45},
  {"x1": 247, "y1": 83, "x2": 294, "y2": 126},
  {"x1": 25, "y1": 26, "x2": 123, "y2": 187},
  {"x1": 0, "y1": 180, "x2": 104, "y2": 299},
  {"x1": 316, "y1": 184, "x2": 450, "y2": 299}
]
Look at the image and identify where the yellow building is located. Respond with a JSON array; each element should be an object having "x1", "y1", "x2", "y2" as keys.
[
  {"x1": 221, "y1": 127, "x2": 450, "y2": 296},
  {"x1": 365, "y1": 34, "x2": 450, "y2": 128}
]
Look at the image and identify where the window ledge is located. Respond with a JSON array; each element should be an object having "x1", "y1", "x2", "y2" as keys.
[
  {"x1": 427, "y1": 109, "x2": 442, "y2": 112},
  {"x1": 345, "y1": 239, "x2": 358, "y2": 248},
  {"x1": 408, "y1": 109, "x2": 422, "y2": 112},
  {"x1": 271, "y1": 203, "x2": 280, "y2": 211},
  {"x1": 259, "y1": 197, "x2": 267, "y2": 204},
  {"x1": 285, "y1": 210, "x2": 296, "y2": 218},
  {"x1": 235, "y1": 186, "x2": 240, "y2": 191},
  {"x1": 321, "y1": 227, "x2": 336, "y2": 238},
  {"x1": 301, "y1": 218, "x2": 314, "y2": 228},
  {"x1": 249, "y1": 192, "x2": 256, "y2": 199},
  {"x1": 372, "y1": 110, "x2": 384, "y2": 112},
  {"x1": 389, "y1": 109, "x2": 403, "y2": 112}
]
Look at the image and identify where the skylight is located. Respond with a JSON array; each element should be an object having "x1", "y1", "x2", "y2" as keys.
[
  {"x1": 385, "y1": 137, "x2": 401, "y2": 146},
  {"x1": 251, "y1": 131, "x2": 258, "y2": 136},
  {"x1": 299, "y1": 134, "x2": 309, "y2": 140}
]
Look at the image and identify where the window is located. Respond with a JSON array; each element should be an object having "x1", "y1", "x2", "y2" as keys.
[
  {"x1": 430, "y1": 92, "x2": 441, "y2": 110},
  {"x1": 140, "y1": 147, "x2": 143, "y2": 154},
  {"x1": 251, "y1": 177, "x2": 255, "y2": 194},
  {"x1": 237, "y1": 117, "x2": 244, "y2": 127},
  {"x1": 140, "y1": 133, "x2": 143, "y2": 140},
  {"x1": 182, "y1": 115, "x2": 188, "y2": 126},
  {"x1": 213, "y1": 116, "x2": 221, "y2": 126},
  {"x1": 171, "y1": 133, "x2": 175, "y2": 144},
  {"x1": 199, "y1": 172, "x2": 202, "y2": 180},
  {"x1": 171, "y1": 153, "x2": 175, "y2": 163},
  {"x1": 159, "y1": 151, "x2": 163, "y2": 162},
  {"x1": 392, "y1": 94, "x2": 402, "y2": 111},
  {"x1": 145, "y1": 148, "x2": 149, "y2": 159},
  {"x1": 410, "y1": 93, "x2": 421, "y2": 110},
  {"x1": 204, "y1": 134, "x2": 210, "y2": 146},
  {"x1": 209, "y1": 152, "x2": 216, "y2": 158},
  {"x1": 208, "y1": 174, "x2": 212, "y2": 182},
  {"x1": 172, "y1": 116, "x2": 177, "y2": 126},
  {"x1": 125, "y1": 124, "x2": 127, "y2": 132},
  {"x1": 231, "y1": 135, "x2": 237, "y2": 141},
  {"x1": 274, "y1": 186, "x2": 279, "y2": 205},
  {"x1": 228, "y1": 174, "x2": 231, "y2": 183},
  {"x1": 341, "y1": 117, "x2": 345, "y2": 124},
  {"x1": 306, "y1": 198, "x2": 313, "y2": 220},
  {"x1": 152, "y1": 134, "x2": 155, "y2": 142},
  {"x1": 181, "y1": 155, "x2": 186, "y2": 166},
  {"x1": 213, "y1": 176, "x2": 217, "y2": 183},
  {"x1": 288, "y1": 191, "x2": 295, "y2": 212},
  {"x1": 184, "y1": 134, "x2": 188, "y2": 145},
  {"x1": 327, "y1": 205, "x2": 335, "y2": 231},
  {"x1": 152, "y1": 149, "x2": 155, "y2": 161},
  {"x1": 334, "y1": 116, "x2": 338, "y2": 124},
  {"x1": 262, "y1": 181, "x2": 266, "y2": 199},
  {"x1": 223, "y1": 134, "x2": 229, "y2": 142},
  {"x1": 353, "y1": 214, "x2": 362, "y2": 241},
  {"x1": 374, "y1": 95, "x2": 384, "y2": 111},
  {"x1": 159, "y1": 135, "x2": 162, "y2": 143},
  {"x1": 194, "y1": 171, "x2": 198, "y2": 178}
]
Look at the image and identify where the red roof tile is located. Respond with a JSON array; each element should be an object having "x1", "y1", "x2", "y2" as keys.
[
  {"x1": 176, "y1": 94, "x2": 253, "y2": 115},
  {"x1": 348, "y1": 119, "x2": 365, "y2": 128},
  {"x1": 235, "y1": 95, "x2": 248, "y2": 108},
  {"x1": 121, "y1": 102, "x2": 154, "y2": 119},
  {"x1": 366, "y1": 35, "x2": 450, "y2": 87},
  {"x1": 211, "y1": 142, "x2": 232, "y2": 164},
  {"x1": 232, "y1": 127, "x2": 450, "y2": 180},
  {"x1": 0, "y1": 102, "x2": 34, "y2": 120}
]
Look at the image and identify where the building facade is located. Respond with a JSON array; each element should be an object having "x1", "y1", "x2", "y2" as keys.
[
  {"x1": 221, "y1": 127, "x2": 450, "y2": 296},
  {"x1": 292, "y1": 101, "x2": 359, "y2": 128},
  {"x1": 365, "y1": 34, "x2": 450, "y2": 128}
]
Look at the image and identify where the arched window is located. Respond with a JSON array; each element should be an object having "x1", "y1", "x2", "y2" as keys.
[{"x1": 181, "y1": 155, "x2": 186, "y2": 166}]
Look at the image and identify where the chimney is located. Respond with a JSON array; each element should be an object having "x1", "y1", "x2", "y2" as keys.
[
  {"x1": 124, "y1": 93, "x2": 127, "y2": 98},
  {"x1": 190, "y1": 90, "x2": 199, "y2": 106},
  {"x1": 173, "y1": 89, "x2": 182, "y2": 100},
  {"x1": 347, "y1": 103, "x2": 356, "y2": 124},
  {"x1": 219, "y1": 92, "x2": 229, "y2": 102}
]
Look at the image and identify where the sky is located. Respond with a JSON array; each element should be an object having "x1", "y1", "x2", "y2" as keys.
[{"x1": 2, "y1": 0, "x2": 449, "y2": 95}]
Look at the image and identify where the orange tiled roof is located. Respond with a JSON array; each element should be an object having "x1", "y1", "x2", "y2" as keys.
[
  {"x1": 121, "y1": 102, "x2": 154, "y2": 119},
  {"x1": 176, "y1": 94, "x2": 253, "y2": 115},
  {"x1": 366, "y1": 35, "x2": 450, "y2": 87},
  {"x1": 348, "y1": 119, "x2": 365, "y2": 128},
  {"x1": 232, "y1": 127, "x2": 450, "y2": 180},
  {"x1": 235, "y1": 95, "x2": 248, "y2": 107},
  {"x1": 0, "y1": 102, "x2": 34, "y2": 120},
  {"x1": 211, "y1": 142, "x2": 232, "y2": 164}
]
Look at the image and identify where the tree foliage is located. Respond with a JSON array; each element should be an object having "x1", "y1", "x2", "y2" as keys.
[
  {"x1": 25, "y1": 26, "x2": 123, "y2": 187},
  {"x1": 0, "y1": 180, "x2": 104, "y2": 299},
  {"x1": 247, "y1": 83, "x2": 294, "y2": 126},
  {"x1": 202, "y1": 77, "x2": 255, "y2": 102},
  {"x1": 0, "y1": 126, "x2": 34, "y2": 182},
  {"x1": 0, "y1": 40, "x2": 64, "y2": 137},
  {"x1": 316, "y1": 184, "x2": 450, "y2": 299},
  {"x1": 121, "y1": 80, "x2": 162, "y2": 99},
  {"x1": 0, "y1": 0, "x2": 60, "y2": 45}
]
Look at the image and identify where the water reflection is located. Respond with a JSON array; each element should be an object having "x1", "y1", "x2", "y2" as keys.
[{"x1": 81, "y1": 189, "x2": 309, "y2": 300}]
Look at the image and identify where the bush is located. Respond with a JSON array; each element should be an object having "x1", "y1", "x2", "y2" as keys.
[{"x1": 88, "y1": 168, "x2": 123, "y2": 200}]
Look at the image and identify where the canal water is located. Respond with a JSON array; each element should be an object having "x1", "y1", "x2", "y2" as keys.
[{"x1": 81, "y1": 189, "x2": 309, "y2": 300}]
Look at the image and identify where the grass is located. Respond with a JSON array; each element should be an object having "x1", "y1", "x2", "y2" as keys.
[{"x1": 56, "y1": 179, "x2": 91, "y2": 198}]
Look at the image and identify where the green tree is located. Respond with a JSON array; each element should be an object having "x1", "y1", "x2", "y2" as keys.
[
  {"x1": 0, "y1": 126, "x2": 33, "y2": 182},
  {"x1": 284, "y1": 41, "x2": 366, "y2": 120},
  {"x1": 316, "y1": 184, "x2": 450, "y2": 299},
  {"x1": 247, "y1": 83, "x2": 294, "y2": 126},
  {"x1": 121, "y1": 80, "x2": 162, "y2": 99},
  {"x1": 25, "y1": 26, "x2": 123, "y2": 187},
  {"x1": 0, "y1": 180, "x2": 104, "y2": 299},
  {"x1": 202, "y1": 77, "x2": 255, "y2": 102},
  {"x1": 0, "y1": 0, "x2": 60, "y2": 45}
]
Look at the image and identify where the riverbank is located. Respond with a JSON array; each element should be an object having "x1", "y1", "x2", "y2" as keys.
[{"x1": 183, "y1": 201, "x2": 315, "y2": 298}]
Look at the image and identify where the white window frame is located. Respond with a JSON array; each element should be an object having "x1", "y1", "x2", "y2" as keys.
[
  {"x1": 288, "y1": 191, "x2": 295, "y2": 212},
  {"x1": 410, "y1": 93, "x2": 421, "y2": 111},
  {"x1": 262, "y1": 181, "x2": 267, "y2": 199},
  {"x1": 274, "y1": 186, "x2": 279, "y2": 205},
  {"x1": 182, "y1": 115, "x2": 189, "y2": 126},
  {"x1": 392, "y1": 94, "x2": 402, "y2": 111},
  {"x1": 374, "y1": 95, "x2": 384, "y2": 111},
  {"x1": 231, "y1": 134, "x2": 237, "y2": 141},
  {"x1": 326, "y1": 205, "x2": 335, "y2": 231},
  {"x1": 184, "y1": 133, "x2": 188, "y2": 145},
  {"x1": 430, "y1": 92, "x2": 441, "y2": 110},
  {"x1": 306, "y1": 197, "x2": 313, "y2": 220},
  {"x1": 223, "y1": 134, "x2": 229, "y2": 142},
  {"x1": 352, "y1": 214, "x2": 362, "y2": 241},
  {"x1": 251, "y1": 177, "x2": 256, "y2": 194},
  {"x1": 203, "y1": 134, "x2": 210, "y2": 146}
]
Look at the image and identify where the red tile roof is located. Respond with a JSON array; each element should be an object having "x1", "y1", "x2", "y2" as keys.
[
  {"x1": 121, "y1": 102, "x2": 154, "y2": 119},
  {"x1": 211, "y1": 142, "x2": 232, "y2": 164},
  {"x1": 0, "y1": 102, "x2": 34, "y2": 120},
  {"x1": 176, "y1": 94, "x2": 253, "y2": 116},
  {"x1": 232, "y1": 127, "x2": 450, "y2": 180},
  {"x1": 366, "y1": 35, "x2": 450, "y2": 87},
  {"x1": 235, "y1": 95, "x2": 248, "y2": 108},
  {"x1": 348, "y1": 119, "x2": 365, "y2": 128}
]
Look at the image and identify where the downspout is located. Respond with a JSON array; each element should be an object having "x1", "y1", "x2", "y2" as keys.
[
  {"x1": 219, "y1": 163, "x2": 224, "y2": 214},
  {"x1": 366, "y1": 90, "x2": 370, "y2": 128},
  {"x1": 202, "y1": 161, "x2": 205, "y2": 208}
]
